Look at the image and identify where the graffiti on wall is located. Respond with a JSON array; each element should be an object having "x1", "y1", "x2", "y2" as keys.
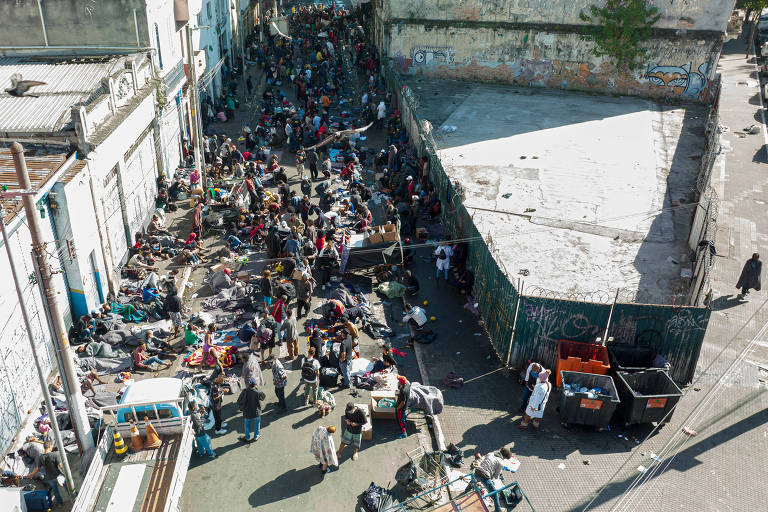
[
  {"x1": 411, "y1": 46, "x2": 455, "y2": 66},
  {"x1": 510, "y1": 58, "x2": 554, "y2": 84},
  {"x1": 645, "y1": 62, "x2": 710, "y2": 99}
]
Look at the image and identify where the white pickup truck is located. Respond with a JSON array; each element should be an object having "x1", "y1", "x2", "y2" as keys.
[{"x1": 71, "y1": 378, "x2": 198, "y2": 512}]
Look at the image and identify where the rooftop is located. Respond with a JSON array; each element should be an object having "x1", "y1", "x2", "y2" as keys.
[
  {"x1": 120, "y1": 377, "x2": 184, "y2": 405},
  {"x1": 404, "y1": 79, "x2": 706, "y2": 303},
  {"x1": 0, "y1": 145, "x2": 77, "y2": 223},
  {"x1": 0, "y1": 55, "x2": 131, "y2": 134}
]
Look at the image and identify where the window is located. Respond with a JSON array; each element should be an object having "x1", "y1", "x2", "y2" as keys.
[{"x1": 154, "y1": 23, "x2": 164, "y2": 70}]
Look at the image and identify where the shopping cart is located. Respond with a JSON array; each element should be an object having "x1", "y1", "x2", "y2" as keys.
[{"x1": 398, "y1": 446, "x2": 448, "y2": 505}]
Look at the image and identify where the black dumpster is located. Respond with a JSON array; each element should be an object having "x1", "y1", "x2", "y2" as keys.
[
  {"x1": 559, "y1": 371, "x2": 620, "y2": 429},
  {"x1": 614, "y1": 370, "x2": 682, "y2": 426},
  {"x1": 607, "y1": 345, "x2": 670, "y2": 373}
]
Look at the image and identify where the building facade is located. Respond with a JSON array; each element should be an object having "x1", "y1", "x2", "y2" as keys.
[{"x1": 374, "y1": 0, "x2": 736, "y2": 102}]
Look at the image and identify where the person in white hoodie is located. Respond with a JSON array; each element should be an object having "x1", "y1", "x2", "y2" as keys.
[
  {"x1": 519, "y1": 370, "x2": 552, "y2": 429},
  {"x1": 376, "y1": 101, "x2": 386, "y2": 128}
]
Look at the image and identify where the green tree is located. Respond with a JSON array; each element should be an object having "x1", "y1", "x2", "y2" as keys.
[
  {"x1": 740, "y1": 0, "x2": 768, "y2": 58},
  {"x1": 579, "y1": 0, "x2": 661, "y2": 73}
]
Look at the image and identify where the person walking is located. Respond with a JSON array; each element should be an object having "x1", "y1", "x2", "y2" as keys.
[
  {"x1": 310, "y1": 425, "x2": 338, "y2": 474},
  {"x1": 188, "y1": 399, "x2": 216, "y2": 458},
  {"x1": 336, "y1": 403, "x2": 366, "y2": 462},
  {"x1": 301, "y1": 347, "x2": 321, "y2": 405},
  {"x1": 281, "y1": 309, "x2": 299, "y2": 360},
  {"x1": 395, "y1": 375, "x2": 410, "y2": 439},
  {"x1": 211, "y1": 375, "x2": 228, "y2": 435},
  {"x1": 434, "y1": 240, "x2": 453, "y2": 280},
  {"x1": 237, "y1": 377, "x2": 266, "y2": 442},
  {"x1": 272, "y1": 358, "x2": 288, "y2": 412},
  {"x1": 470, "y1": 448, "x2": 516, "y2": 512},
  {"x1": 519, "y1": 370, "x2": 552, "y2": 430},
  {"x1": 307, "y1": 147, "x2": 319, "y2": 180},
  {"x1": 28, "y1": 441, "x2": 65, "y2": 505},
  {"x1": 737, "y1": 253, "x2": 762, "y2": 298}
]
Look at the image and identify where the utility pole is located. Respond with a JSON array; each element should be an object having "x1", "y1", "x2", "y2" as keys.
[
  {"x1": 259, "y1": 0, "x2": 264, "y2": 43},
  {"x1": 185, "y1": 24, "x2": 206, "y2": 190},
  {"x1": 0, "y1": 210, "x2": 76, "y2": 491},
  {"x1": 0, "y1": 209, "x2": 75, "y2": 493},
  {"x1": 240, "y1": 8, "x2": 246, "y2": 74},
  {"x1": 10, "y1": 142, "x2": 94, "y2": 456}
]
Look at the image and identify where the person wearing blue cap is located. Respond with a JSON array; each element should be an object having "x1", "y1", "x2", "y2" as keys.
[{"x1": 237, "y1": 377, "x2": 266, "y2": 443}]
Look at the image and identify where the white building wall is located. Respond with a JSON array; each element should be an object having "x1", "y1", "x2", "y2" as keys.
[
  {"x1": 86, "y1": 93, "x2": 158, "y2": 267},
  {"x1": 0, "y1": 214, "x2": 66, "y2": 455}
]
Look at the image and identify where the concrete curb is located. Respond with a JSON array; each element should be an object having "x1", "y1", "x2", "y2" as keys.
[{"x1": 412, "y1": 339, "x2": 447, "y2": 452}]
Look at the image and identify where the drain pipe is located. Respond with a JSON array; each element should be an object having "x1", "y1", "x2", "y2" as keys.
[
  {"x1": 134, "y1": 9, "x2": 141, "y2": 50},
  {"x1": 36, "y1": 0, "x2": 49, "y2": 47}
]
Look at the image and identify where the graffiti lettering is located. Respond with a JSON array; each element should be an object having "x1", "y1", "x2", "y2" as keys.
[
  {"x1": 524, "y1": 303, "x2": 554, "y2": 323},
  {"x1": 645, "y1": 62, "x2": 710, "y2": 99},
  {"x1": 411, "y1": 46, "x2": 455, "y2": 66},
  {"x1": 665, "y1": 309, "x2": 708, "y2": 338}
]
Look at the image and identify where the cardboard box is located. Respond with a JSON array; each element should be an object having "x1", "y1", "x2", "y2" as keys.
[
  {"x1": 381, "y1": 231, "x2": 398, "y2": 243},
  {"x1": 236, "y1": 271, "x2": 250, "y2": 282},
  {"x1": 211, "y1": 263, "x2": 228, "y2": 273},
  {"x1": 291, "y1": 269, "x2": 304, "y2": 280},
  {"x1": 415, "y1": 227, "x2": 428, "y2": 240},
  {"x1": 366, "y1": 231, "x2": 383, "y2": 245},
  {"x1": 371, "y1": 397, "x2": 397, "y2": 420},
  {"x1": 381, "y1": 223, "x2": 397, "y2": 233}
]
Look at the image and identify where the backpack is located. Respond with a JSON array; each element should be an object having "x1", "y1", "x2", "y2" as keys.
[
  {"x1": 361, "y1": 482, "x2": 385, "y2": 512},
  {"x1": 301, "y1": 359, "x2": 316, "y2": 381},
  {"x1": 438, "y1": 248, "x2": 446, "y2": 260}
]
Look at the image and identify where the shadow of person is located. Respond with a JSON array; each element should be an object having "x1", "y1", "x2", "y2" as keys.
[
  {"x1": 248, "y1": 465, "x2": 325, "y2": 507},
  {"x1": 710, "y1": 294, "x2": 747, "y2": 311}
]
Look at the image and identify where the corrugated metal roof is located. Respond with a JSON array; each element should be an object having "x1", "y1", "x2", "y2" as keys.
[
  {"x1": 0, "y1": 56, "x2": 130, "y2": 134},
  {"x1": 0, "y1": 146, "x2": 71, "y2": 223}
]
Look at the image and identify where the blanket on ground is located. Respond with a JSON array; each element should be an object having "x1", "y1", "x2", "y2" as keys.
[
  {"x1": 184, "y1": 345, "x2": 238, "y2": 367},
  {"x1": 111, "y1": 302, "x2": 147, "y2": 323}
]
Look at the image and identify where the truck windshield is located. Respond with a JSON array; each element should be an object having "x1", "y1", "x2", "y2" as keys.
[{"x1": 124, "y1": 408, "x2": 174, "y2": 422}]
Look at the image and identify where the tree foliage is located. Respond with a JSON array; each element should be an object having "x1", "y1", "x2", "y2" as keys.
[{"x1": 579, "y1": 0, "x2": 662, "y2": 73}]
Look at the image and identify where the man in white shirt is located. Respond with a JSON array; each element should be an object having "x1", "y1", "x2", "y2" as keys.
[{"x1": 402, "y1": 303, "x2": 428, "y2": 343}]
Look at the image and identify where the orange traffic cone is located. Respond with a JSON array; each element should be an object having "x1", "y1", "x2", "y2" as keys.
[
  {"x1": 144, "y1": 417, "x2": 162, "y2": 449},
  {"x1": 113, "y1": 430, "x2": 127, "y2": 457},
  {"x1": 129, "y1": 421, "x2": 144, "y2": 451}
]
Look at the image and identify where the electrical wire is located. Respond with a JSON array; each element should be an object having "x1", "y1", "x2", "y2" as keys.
[
  {"x1": 612, "y1": 313, "x2": 768, "y2": 511},
  {"x1": 581, "y1": 296, "x2": 768, "y2": 511}
]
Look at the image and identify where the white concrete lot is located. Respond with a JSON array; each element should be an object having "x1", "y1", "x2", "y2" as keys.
[{"x1": 410, "y1": 81, "x2": 707, "y2": 303}]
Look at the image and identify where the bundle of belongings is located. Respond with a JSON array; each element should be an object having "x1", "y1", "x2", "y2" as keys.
[{"x1": 407, "y1": 382, "x2": 444, "y2": 415}]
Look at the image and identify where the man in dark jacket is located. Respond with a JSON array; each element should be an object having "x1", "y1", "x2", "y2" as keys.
[
  {"x1": 237, "y1": 377, "x2": 266, "y2": 443},
  {"x1": 737, "y1": 253, "x2": 762, "y2": 298},
  {"x1": 307, "y1": 148, "x2": 319, "y2": 179},
  {"x1": 296, "y1": 273, "x2": 314, "y2": 319},
  {"x1": 164, "y1": 285, "x2": 184, "y2": 340}
]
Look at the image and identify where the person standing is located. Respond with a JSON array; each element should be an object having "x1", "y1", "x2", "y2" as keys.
[
  {"x1": 272, "y1": 295, "x2": 288, "y2": 344},
  {"x1": 307, "y1": 147, "x2": 319, "y2": 180},
  {"x1": 402, "y1": 303, "x2": 428, "y2": 345},
  {"x1": 188, "y1": 400, "x2": 216, "y2": 458},
  {"x1": 296, "y1": 146, "x2": 306, "y2": 177},
  {"x1": 519, "y1": 370, "x2": 552, "y2": 430},
  {"x1": 237, "y1": 377, "x2": 266, "y2": 442},
  {"x1": 301, "y1": 347, "x2": 321, "y2": 405},
  {"x1": 296, "y1": 273, "x2": 314, "y2": 319},
  {"x1": 211, "y1": 375, "x2": 228, "y2": 435},
  {"x1": 471, "y1": 448, "x2": 516, "y2": 512},
  {"x1": 310, "y1": 425, "x2": 338, "y2": 474},
  {"x1": 28, "y1": 441, "x2": 65, "y2": 505},
  {"x1": 336, "y1": 403, "x2": 366, "y2": 462},
  {"x1": 434, "y1": 241, "x2": 453, "y2": 280},
  {"x1": 260, "y1": 270, "x2": 274, "y2": 309},
  {"x1": 395, "y1": 376, "x2": 411, "y2": 439},
  {"x1": 271, "y1": 358, "x2": 288, "y2": 412},
  {"x1": 281, "y1": 309, "x2": 299, "y2": 360},
  {"x1": 164, "y1": 285, "x2": 184, "y2": 341},
  {"x1": 520, "y1": 362, "x2": 543, "y2": 413},
  {"x1": 338, "y1": 325, "x2": 357, "y2": 388},
  {"x1": 737, "y1": 253, "x2": 762, "y2": 298}
]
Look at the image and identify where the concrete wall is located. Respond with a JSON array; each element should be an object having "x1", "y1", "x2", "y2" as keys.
[
  {"x1": 388, "y1": 24, "x2": 721, "y2": 101},
  {"x1": 0, "y1": 0, "x2": 151, "y2": 49},
  {"x1": 382, "y1": 0, "x2": 734, "y2": 32},
  {"x1": 379, "y1": 0, "x2": 733, "y2": 102}
]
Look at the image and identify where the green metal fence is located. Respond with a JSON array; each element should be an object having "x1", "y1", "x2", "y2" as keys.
[{"x1": 382, "y1": 59, "x2": 710, "y2": 385}]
